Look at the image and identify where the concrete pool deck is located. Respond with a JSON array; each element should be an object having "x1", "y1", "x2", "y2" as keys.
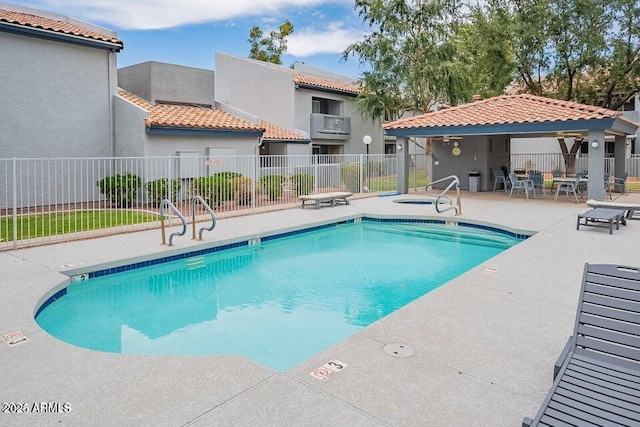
[{"x1": 1, "y1": 192, "x2": 639, "y2": 426}]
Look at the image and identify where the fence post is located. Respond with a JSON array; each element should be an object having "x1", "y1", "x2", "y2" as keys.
[
  {"x1": 252, "y1": 154, "x2": 257, "y2": 214},
  {"x1": 12, "y1": 157, "x2": 17, "y2": 250},
  {"x1": 167, "y1": 156, "x2": 173, "y2": 204},
  {"x1": 359, "y1": 154, "x2": 364, "y2": 193}
]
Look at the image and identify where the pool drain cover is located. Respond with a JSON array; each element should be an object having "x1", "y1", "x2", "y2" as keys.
[{"x1": 383, "y1": 343, "x2": 414, "y2": 358}]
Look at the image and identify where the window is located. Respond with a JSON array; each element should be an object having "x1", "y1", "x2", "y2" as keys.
[{"x1": 312, "y1": 97, "x2": 342, "y2": 115}]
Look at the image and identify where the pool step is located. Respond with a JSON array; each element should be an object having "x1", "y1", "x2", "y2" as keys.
[
  {"x1": 185, "y1": 256, "x2": 206, "y2": 270},
  {"x1": 364, "y1": 223, "x2": 520, "y2": 249}
]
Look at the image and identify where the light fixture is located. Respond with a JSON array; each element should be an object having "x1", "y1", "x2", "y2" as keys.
[
  {"x1": 363, "y1": 135, "x2": 372, "y2": 155},
  {"x1": 591, "y1": 140, "x2": 599, "y2": 148},
  {"x1": 453, "y1": 141, "x2": 459, "y2": 147},
  {"x1": 396, "y1": 144, "x2": 402, "y2": 151}
]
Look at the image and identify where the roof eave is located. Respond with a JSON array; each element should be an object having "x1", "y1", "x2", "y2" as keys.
[
  {"x1": 146, "y1": 126, "x2": 263, "y2": 138},
  {"x1": 384, "y1": 118, "x2": 618, "y2": 138},
  {"x1": 0, "y1": 21, "x2": 123, "y2": 52},
  {"x1": 295, "y1": 82, "x2": 358, "y2": 98},
  {"x1": 263, "y1": 138, "x2": 311, "y2": 144}
]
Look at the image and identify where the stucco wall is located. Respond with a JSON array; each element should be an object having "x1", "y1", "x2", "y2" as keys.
[
  {"x1": 118, "y1": 61, "x2": 215, "y2": 106},
  {"x1": 215, "y1": 53, "x2": 295, "y2": 129},
  {"x1": 432, "y1": 135, "x2": 491, "y2": 191},
  {"x1": 143, "y1": 134, "x2": 259, "y2": 158},
  {"x1": 1, "y1": 32, "x2": 115, "y2": 158},
  {"x1": 113, "y1": 95, "x2": 148, "y2": 157}
]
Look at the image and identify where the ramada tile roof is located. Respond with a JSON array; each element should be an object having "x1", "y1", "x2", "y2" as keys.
[
  {"x1": 384, "y1": 94, "x2": 634, "y2": 130},
  {"x1": 293, "y1": 73, "x2": 360, "y2": 95},
  {"x1": 259, "y1": 121, "x2": 307, "y2": 141},
  {"x1": 0, "y1": 8, "x2": 123, "y2": 47},
  {"x1": 119, "y1": 91, "x2": 263, "y2": 132}
]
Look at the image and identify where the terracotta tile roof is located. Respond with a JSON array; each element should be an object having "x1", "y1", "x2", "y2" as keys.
[
  {"x1": 384, "y1": 94, "x2": 633, "y2": 130},
  {"x1": 259, "y1": 120, "x2": 308, "y2": 141},
  {"x1": 119, "y1": 90, "x2": 263, "y2": 132},
  {"x1": 0, "y1": 8, "x2": 123, "y2": 48},
  {"x1": 293, "y1": 73, "x2": 360, "y2": 95}
]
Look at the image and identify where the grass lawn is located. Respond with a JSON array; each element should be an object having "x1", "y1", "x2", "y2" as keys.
[{"x1": 1, "y1": 210, "x2": 160, "y2": 241}]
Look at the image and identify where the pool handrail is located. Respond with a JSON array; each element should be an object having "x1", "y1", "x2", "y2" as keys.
[
  {"x1": 426, "y1": 175, "x2": 462, "y2": 216},
  {"x1": 159, "y1": 199, "x2": 187, "y2": 246},
  {"x1": 191, "y1": 195, "x2": 216, "y2": 240}
]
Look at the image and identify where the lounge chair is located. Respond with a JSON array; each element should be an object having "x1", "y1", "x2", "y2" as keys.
[
  {"x1": 299, "y1": 191, "x2": 352, "y2": 209},
  {"x1": 587, "y1": 199, "x2": 640, "y2": 220},
  {"x1": 509, "y1": 173, "x2": 536, "y2": 199},
  {"x1": 523, "y1": 263, "x2": 640, "y2": 427}
]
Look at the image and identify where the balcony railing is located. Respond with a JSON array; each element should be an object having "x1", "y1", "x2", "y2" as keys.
[{"x1": 310, "y1": 113, "x2": 351, "y2": 140}]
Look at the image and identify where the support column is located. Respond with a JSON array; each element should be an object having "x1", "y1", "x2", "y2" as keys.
[
  {"x1": 396, "y1": 136, "x2": 410, "y2": 194},
  {"x1": 614, "y1": 134, "x2": 626, "y2": 181},
  {"x1": 587, "y1": 130, "x2": 605, "y2": 201}
]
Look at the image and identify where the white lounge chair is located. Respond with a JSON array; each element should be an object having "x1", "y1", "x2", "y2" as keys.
[{"x1": 299, "y1": 192, "x2": 352, "y2": 209}]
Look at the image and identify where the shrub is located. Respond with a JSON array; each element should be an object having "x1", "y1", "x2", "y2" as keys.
[
  {"x1": 291, "y1": 173, "x2": 314, "y2": 196},
  {"x1": 341, "y1": 163, "x2": 361, "y2": 193},
  {"x1": 259, "y1": 174, "x2": 286, "y2": 200},
  {"x1": 145, "y1": 178, "x2": 181, "y2": 206},
  {"x1": 192, "y1": 173, "x2": 237, "y2": 206},
  {"x1": 96, "y1": 173, "x2": 141, "y2": 207},
  {"x1": 232, "y1": 176, "x2": 253, "y2": 205}
]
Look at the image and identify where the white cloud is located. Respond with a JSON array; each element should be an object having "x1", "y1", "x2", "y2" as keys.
[
  {"x1": 27, "y1": 0, "x2": 353, "y2": 30},
  {"x1": 287, "y1": 22, "x2": 362, "y2": 56}
]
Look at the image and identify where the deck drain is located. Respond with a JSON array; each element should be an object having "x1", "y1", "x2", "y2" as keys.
[{"x1": 383, "y1": 343, "x2": 414, "y2": 358}]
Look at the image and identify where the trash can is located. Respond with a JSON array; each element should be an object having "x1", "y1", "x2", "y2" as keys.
[{"x1": 469, "y1": 170, "x2": 481, "y2": 192}]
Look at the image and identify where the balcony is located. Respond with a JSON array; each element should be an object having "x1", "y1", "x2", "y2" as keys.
[{"x1": 310, "y1": 113, "x2": 351, "y2": 140}]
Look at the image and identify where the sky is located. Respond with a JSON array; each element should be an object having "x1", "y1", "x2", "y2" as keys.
[{"x1": 12, "y1": 0, "x2": 369, "y2": 78}]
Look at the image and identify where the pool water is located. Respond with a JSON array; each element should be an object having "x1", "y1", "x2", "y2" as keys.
[{"x1": 36, "y1": 220, "x2": 524, "y2": 371}]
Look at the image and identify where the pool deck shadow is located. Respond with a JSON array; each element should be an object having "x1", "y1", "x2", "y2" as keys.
[{"x1": 1, "y1": 192, "x2": 639, "y2": 426}]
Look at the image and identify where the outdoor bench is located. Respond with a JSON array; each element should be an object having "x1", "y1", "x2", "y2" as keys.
[{"x1": 299, "y1": 192, "x2": 352, "y2": 209}]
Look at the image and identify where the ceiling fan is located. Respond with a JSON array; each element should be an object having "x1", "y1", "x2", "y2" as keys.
[
  {"x1": 555, "y1": 132, "x2": 585, "y2": 139},
  {"x1": 431, "y1": 135, "x2": 463, "y2": 144}
]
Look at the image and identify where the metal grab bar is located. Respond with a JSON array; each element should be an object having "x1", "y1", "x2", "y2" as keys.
[
  {"x1": 426, "y1": 175, "x2": 462, "y2": 216},
  {"x1": 191, "y1": 195, "x2": 216, "y2": 240},
  {"x1": 159, "y1": 199, "x2": 187, "y2": 246}
]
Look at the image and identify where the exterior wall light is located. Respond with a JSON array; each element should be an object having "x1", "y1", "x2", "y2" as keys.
[{"x1": 591, "y1": 140, "x2": 599, "y2": 148}]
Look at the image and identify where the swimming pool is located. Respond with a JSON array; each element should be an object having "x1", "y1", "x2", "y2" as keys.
[{"x1": 35, "y1": 218, "x2": 527, "y2": 371}]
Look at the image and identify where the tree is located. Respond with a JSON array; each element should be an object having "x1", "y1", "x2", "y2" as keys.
[
  {"x1": 343, "y1": 0, "x2": 468, "y2": 122},
  {"x1": 501, "y1": 0, "x2": 640, "y2": 172},
  {"x1": 454, "y1": 0, "x2": 515, "y2": 98},
  {"x1": 248, "y1": 20, "x2": 294, "y2": 65},
  {"x1": 343, "y1": 0, "x2": 468, "y2": 181}
]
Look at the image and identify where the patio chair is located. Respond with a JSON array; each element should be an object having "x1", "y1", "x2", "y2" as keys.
[
  {"x1": 528, "y1": 170, "x2": 545, "y2": 197},
  {"x1": 492, "y1": 170, "x2": 508, "y2": 192},
  {"x1": 604, "y1": 172, "x2": 613, "y2": 200},
  {"x1": 613, "y1": 172, "x2": 629, "y2": 195},
  {"x1": 523, "y1": 263, "x2": 640, "y2": 427},
  {"x1": 508, "y1": 173, "x2": 536, "y2": 199},
  {"x1": 550, "y1": 170, "x2": 563, "y2": 193},
  {"x1": 554, "y1": 174, "x2": 582, "y2": 204}
]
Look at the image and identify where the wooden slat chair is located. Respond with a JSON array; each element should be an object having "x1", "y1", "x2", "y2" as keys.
[{"x1": 523, "y1": 263, "x2": 640, "y2": 427}]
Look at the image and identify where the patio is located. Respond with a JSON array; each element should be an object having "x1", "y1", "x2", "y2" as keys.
[{"x1": 1, "y1": 191, "x2": 639, "y2": 426}]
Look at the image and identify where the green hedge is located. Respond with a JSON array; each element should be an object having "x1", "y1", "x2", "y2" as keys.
[
  {"x1": 232, "y1": 176, "x2": 253, "y2": 205},
  {"x1": 145, "y1": 178, "x2": 181, "y2": 206},
  {"x1": 193, "y1": 172, "x2": 241, "y2": 206},
  {"x1": 259, "y1": 174, "x2": 286, "y2": 200},
  {"x1": 340, "y1": 163, "x2": 360, "y2": 193},
  {"x1": 96, "y1": 173, "x2": 141, "y2": 207},
  {"x1": 291, "y1": 173, "x2": 314, "y2": 196}
]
